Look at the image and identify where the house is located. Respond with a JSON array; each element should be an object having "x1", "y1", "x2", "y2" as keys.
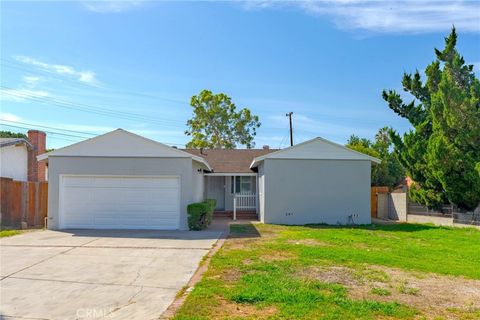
[
  {"x1": 0, "y1": 130, "x2": 47, "y2": 181},
  {"x1": 38, "y1": 129, "x2": 380, "y2": 230}
]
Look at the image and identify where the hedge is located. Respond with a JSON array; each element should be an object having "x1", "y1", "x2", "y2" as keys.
[{"x1": 187, "y1": 199, "x2": 217, "y2": 230}]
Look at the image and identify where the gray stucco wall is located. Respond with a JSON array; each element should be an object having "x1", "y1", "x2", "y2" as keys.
[
  {"x1": 47, "y1": 156, "x2": 194, "y2": 230},
  {"x1": 192, "y1": 162, "x2": 205, "y2": 203},
  {"x1": 263, "y1": 159, "x2": 371, "y2": 225}
]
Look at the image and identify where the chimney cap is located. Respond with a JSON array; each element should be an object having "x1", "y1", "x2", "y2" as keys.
[
  {"x1": 262, "y1": 145, "x2": 269, "y2": 150},
  {"x1": 28, "y1": 130, "x2": 46, "y2": 136}
]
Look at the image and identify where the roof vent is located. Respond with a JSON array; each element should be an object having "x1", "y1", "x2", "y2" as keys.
[{"x1": 263, "y1": 145, "x2": 269, "y2": 150}]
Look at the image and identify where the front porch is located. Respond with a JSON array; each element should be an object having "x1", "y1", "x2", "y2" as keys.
[{"x1": 205, "y1": 173, "x2": 258, "y2": 220}]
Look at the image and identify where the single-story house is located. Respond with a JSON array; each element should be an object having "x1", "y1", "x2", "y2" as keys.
[
  {"x1": 39, "y1": 129, "x2": 380, "y2": 230},
  {"x1": 0, "y1": 130, "x2": 47, "y2": 182}
]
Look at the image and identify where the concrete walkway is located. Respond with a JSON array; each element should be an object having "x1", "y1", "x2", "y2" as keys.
[{"x1": 0, "y1": 228, "x2": 222, "y2": 320}]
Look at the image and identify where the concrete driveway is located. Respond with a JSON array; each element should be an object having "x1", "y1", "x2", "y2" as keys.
[{"x1": 0, "y1": 229, "x2": 222, "y2": 319}]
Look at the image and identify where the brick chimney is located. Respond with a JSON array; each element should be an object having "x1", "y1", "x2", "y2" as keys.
[{"x1": 27, "y1": 130, "x2": 46, "y2": 182}]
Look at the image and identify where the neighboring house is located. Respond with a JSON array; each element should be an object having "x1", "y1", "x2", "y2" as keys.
[
  {"x1": 39, "y1": 129, "x2": 380, "y2": 230},
  {"x1": 0, "y1": 130, "x2": 47, "y2": 181}
]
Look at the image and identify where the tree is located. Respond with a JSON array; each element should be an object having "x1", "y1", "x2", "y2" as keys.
[
  {"x1": 383, "y1": 28, "x2": 480, "y2": 211},
  {"x1": 0, "y1": 131, "x2": 27, "y2": 139},
  {"x1": 347, "y1": 127, "x2": 405, "y2": 189},
  {"x1": 185, "y1": 90, "x2": 261, "y2": 149}
]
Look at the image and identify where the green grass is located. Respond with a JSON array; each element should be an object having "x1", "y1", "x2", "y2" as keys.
[
  {"x1": 174, "y1": 223, "x2": 480, "y2": 319},
  {"x1": 0, "y1": 229, "x2": 21, "y2": 237}
]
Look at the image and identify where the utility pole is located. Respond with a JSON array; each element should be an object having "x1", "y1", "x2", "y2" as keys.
[{"x1": 286, "y1": 112, "x2": 293, "y2": 146}]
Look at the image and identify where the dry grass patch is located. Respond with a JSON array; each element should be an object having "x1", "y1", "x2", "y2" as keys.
[{"x1": 299, "y1": 265, "x2": 480, "y2": 319}]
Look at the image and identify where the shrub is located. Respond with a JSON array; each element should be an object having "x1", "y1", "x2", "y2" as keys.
[
  {"x1": 187, "y1": 202, "x2": 209, "y2": 231},
  {"x1": 187, "y1": 199, "x2": 216, "y2": 230},
  {"x1": 204, "y1": 198, "x2": 217, "y2": 225}
]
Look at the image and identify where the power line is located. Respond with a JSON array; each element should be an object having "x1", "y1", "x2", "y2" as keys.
[
  {"x1": 1, "y1": 86, "x2": 187, "y2": 127},
  {"x1": 0, "y1": 121, "x2": 186, "y2": 147},
  {"x1": 0, "y1": 119, "x2": 96, "y2": 137},
  {"x1": 0, "y1": 123, "x2": 90, "y2": 139}
]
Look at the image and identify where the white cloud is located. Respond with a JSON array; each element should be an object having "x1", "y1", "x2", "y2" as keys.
[
  {"x1": 22, "y1": 75, "x2": 42, "y2": 87},
  {"x1": 0, "y1": 87, "x2": 51, "y2": 102},
  {"x1": 0, "y1": 113, "x2": 22, "y2": 122},
  {"x1": 14, "y1": 56, "x2": 98, "y2": 85},
  {"x1": 243, "y1": 1, "x2": 480, "y2": 33},
  {"x1": 82, "y1": 1, "x2": 144, "y2": 13}
]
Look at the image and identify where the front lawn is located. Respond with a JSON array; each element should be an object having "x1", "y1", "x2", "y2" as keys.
[
  {"x1": 0, "y1": 229, "x2": 21, "y2": 237},
  {"x1": 174, "y1": 223, "x2": 480, "y2": 319}
]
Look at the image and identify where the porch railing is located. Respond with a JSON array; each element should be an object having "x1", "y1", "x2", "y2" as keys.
[{"x1": 233, "y1": 193, "x2": 256, "y2": 220}]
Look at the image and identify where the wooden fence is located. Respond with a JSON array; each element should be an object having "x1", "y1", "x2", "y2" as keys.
[
  {"x1": 0, "y1": 177, "x2": 48, "y2": 228},
  {"x1": 371, "y1": 186, "x2": 389, "y2": 218}
]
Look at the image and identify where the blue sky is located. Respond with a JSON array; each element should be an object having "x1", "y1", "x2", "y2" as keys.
[{"x1": 1, "y1": 1, "x2": 479, "y2": 149}]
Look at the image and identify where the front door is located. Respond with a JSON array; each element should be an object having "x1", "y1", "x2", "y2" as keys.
[{"x1": 207, "y1": 176, "x2": 225, "y2": 210}]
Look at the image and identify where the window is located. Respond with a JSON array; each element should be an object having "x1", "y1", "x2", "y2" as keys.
[{"x1": 231, "y1": 176, "x2": 252, "y2": 194}]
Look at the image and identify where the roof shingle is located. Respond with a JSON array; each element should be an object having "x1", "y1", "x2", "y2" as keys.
[{"x1": 183, "y1": 148, "x2": 277, "y2": 173}]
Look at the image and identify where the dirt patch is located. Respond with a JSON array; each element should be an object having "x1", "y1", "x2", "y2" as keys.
[
  {"x1": 300, "y1": 266, "x2": 361, "y2": 287},
  {"x1": 300, "y1": 265, "x2": 480, "y2": 319},
  {"x1": 220, "y1": 269, "x2": 243, "y2": 282},
  {"x1": 225, "y1": 238, "x2": 260, "y2": 250},
  {"x1": 286, "y1": 239, "x2": 332, "y2": 247},
  {"x1": 210, "y1": 297, "x2": 278, "y2": 319},
  {"x1": 260, "y1": 250, "x2": 296, "y2": 262}
]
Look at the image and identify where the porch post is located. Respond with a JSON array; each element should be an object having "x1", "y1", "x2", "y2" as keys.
[
  {"x1": 255, "y1": 175, "x2": 259, "y2": 214},
  {"x1": 233, "y1": 197, "x2": 237, "y2": 221}
]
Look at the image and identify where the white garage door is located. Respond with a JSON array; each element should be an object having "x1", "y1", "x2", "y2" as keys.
[{"x1": 60, "y1": 175, "x2": 180, "y2": 230}]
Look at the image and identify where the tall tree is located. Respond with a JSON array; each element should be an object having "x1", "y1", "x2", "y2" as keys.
[
  {"x1": 383, "y1": 28, "x2": 480, "y2": 210},
  {"x1": 185, "y1": 90, "x2": 261, "y2": 149},
  {"x1": 347, "y1": 127, "x2": 405, "y2": 189}
]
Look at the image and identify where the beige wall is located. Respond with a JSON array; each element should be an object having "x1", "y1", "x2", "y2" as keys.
[{"x1": 388, "y1": 193, "x2": 407, "y2": 222}]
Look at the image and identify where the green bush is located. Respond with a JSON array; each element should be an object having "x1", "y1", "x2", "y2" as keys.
[
  {"x1": 187, "y1": 199, "x2": 217, "y2": 231},
  {"x1": 187, "y1": 202, "x2": 209, "y2": 231},
  {"x1": 204, "y1": 198, "x2": 216, "y2": 225}
]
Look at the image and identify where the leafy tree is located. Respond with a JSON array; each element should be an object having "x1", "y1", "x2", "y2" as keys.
[
  {"x1": 185, "y1": 90, "x2": 261, "y2": 149},
  {"x1": 0, "y1": 131, "x2": 27, "y2": 139},
  {"x1": 347, "y1": 127, "x2": 405, "y2": 188},
  {"x1": 383, "y1": 28, "x2": 480, "y2": 211}
]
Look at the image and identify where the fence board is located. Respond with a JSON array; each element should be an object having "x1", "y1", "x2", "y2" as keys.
[
  {"x1": 371, "y1": 187, "x2": 389, "y2": 218},
  {"x1": 0, "y1": 177, "x2": 48, "y2": 228}
]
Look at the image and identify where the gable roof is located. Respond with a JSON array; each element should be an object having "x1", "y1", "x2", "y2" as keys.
[
  {"x1": 250, "y1": 137, "x2": 381, "y2": 168},
  {"x1": 0, "y1": 138, "x2": 32, "y2": 149},
  {"x1": 37, "y1": 129, "x2": 212, "y2": 170},
  {"x1": 184, "y1": 148, "x2": 277, "y2": 173}
]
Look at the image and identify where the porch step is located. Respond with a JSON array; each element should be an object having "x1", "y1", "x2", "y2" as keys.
[{"x1": 214, "y1": 211, "x2": 258, "y2": 219}]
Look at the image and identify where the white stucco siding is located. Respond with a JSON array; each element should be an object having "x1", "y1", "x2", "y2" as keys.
[
  {"x1": 257, "y1": 162, "x2": 265, "y2": 222},
  {"x1": 0, "y1": 145, "x2": 28, "y2": 181},
  {"x1": 263, "y1": 159, "x2": 371, "y2": 225}
]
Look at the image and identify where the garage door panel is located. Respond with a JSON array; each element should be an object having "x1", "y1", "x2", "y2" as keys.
[{"x1": 60, "y1": 176, "x2": 180, "y2": 230}]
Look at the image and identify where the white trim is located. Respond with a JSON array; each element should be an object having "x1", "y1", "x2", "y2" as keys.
[
  {"x1": 250, "y1": 137, "x2": 381, "y2": 168},
  {"x1": 204, "y1": 172, "x2": 257, "y2": 176},
  {"x1": 58, "y1": 174, "x2": 181, "y2": 230}
]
